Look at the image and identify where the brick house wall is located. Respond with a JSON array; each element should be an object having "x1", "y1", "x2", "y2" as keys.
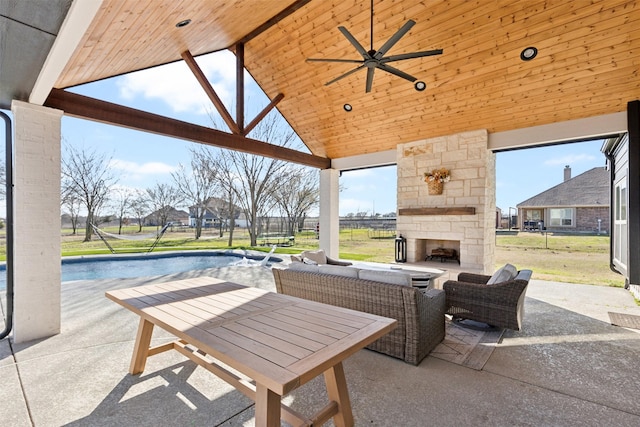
[{"x1": 575, "y1": 206, "x2": 609, "y2": 233}]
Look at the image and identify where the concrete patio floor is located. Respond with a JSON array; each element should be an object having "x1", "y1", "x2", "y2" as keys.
[{"x1": 2, "y1": 261, "x2": 640, "y2": 426}]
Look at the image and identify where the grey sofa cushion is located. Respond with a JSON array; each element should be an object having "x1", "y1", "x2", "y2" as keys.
[
  {"x1": 318, "y1": 264, "x2": 359, "y2": 278},
  {"x1": 288, "y1": 262, "x2": 319, "y2": 273},
  {"x1": 358, "y1": 269, "x2": 412, "y2": 286}
]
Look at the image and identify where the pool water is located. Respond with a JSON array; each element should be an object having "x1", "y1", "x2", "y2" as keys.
[{"x1": 0, "y1": 252, "x2": 281, "y2": 290}]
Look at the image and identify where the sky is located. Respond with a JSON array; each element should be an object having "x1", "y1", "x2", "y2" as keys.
[{"x1": 3, "y1": 50, "x2": 608, "y2": 218}]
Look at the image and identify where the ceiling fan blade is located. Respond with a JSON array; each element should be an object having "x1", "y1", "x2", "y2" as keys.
[
  {"x1": 338, "y1": 26, "x2": 371, "y2": 58},
  {"x1": 365, "y1": 67, "x2": 375, "y2": 93},
  {"x1": 380, "y1": 49, "x2": 443, "y2": 63},
  {"x1": 325, "y1": 64, "x2": 366, "y2": 86},
  {"x1": 374, "y1": 19, "x2": 416, "y2": 59},
  {"x1": 306, "y1": 58, "x2": 364, "y2": 64},
  {"x1": 376, "y1": 63, "x2": 417, "y2": 82}
]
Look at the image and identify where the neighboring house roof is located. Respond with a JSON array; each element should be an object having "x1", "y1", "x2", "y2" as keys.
[
  {"x1": 517, "y1": 167, "x2": 609, "y2": 208},
  {"x1": 144, "y1": 207, "x2": 190, "y2": 223},
  {"x1": 189, "y1": 197, "x2": 241, "y2": 219}
]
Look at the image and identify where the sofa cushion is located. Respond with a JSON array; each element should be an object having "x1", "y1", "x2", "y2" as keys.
[
  {"x1": 487, "y1": 263, "x2": 518, "y2": 285},
  {"x1": 288, "y1": 262, "x2": 319, "y2": 273},
  {"x1": 300, "y1": 249, "x2": 327, "y2": 265},
  {"x1": 358, "y1": 269, "x2": 412, "y2": 286},
  {"x1": 318, "y1": 264, "x2": 360, "y2": 278}
]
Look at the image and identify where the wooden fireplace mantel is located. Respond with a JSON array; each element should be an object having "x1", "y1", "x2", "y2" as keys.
[{"x1": 398, "y1": 207, "x2": 476, "y2": 216}]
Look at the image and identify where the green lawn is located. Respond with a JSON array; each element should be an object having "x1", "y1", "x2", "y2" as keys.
[{"x1": 0, "y1": 227, "x2": 626, "y2": 288}]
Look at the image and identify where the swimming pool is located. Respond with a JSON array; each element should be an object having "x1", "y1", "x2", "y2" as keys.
[{"x1": 0, "y1": 251, "x2": 282, "y2": 290}]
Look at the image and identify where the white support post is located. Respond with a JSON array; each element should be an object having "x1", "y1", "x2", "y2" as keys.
[
  {"x1": 11, "y1": 101, "x2": 62, "y2": 343},
  {"x1": 319, "y1": 169, "x2": 340, "y2": 260}
]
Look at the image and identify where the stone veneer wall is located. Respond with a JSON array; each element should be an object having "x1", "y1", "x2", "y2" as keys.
[{"x1": 397, "y1": 130, "x2": 495, "y2": 274}]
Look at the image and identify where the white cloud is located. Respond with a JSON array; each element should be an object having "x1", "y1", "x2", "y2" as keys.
[
  {"x1": 116, "y1": 52, "x2": 237, "y2": 115},
  {"x1": 543, "y1": 153, "x2": 596, "y2": 166},
  {"x1": 109, "y1": 159, "x2": 177, "y2": 176}
]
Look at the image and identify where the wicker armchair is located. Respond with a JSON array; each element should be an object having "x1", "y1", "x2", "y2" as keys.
[{"x1": 443, "y1": 269, "x2": 532, "y2": 330}]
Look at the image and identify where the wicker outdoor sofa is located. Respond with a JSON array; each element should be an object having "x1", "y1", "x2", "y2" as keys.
[
  {"x1": 443, "y1": 269, "x2": 533, "y2": 331},
  {"x1": 272, "y1": 264, "x2": 446, "y2": 365}
]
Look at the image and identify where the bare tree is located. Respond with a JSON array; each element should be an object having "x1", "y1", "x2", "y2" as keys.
[
  {"x1": 210, "y1": 114, "x2": 294, "y2": 246},
  {"x1": 273, "y1": 166, "x2": 319, "y2": 235},
  {"x1": 61, "y1": 144, "x2": 117, "y2": 241},
  {"x1": 110, "y1": 187, "x2": 134, "y2": 234},
  {"x1": 129, "y1": 189, "x2": 150, "y2": 232},
  {"x1": 211, "y1": 154, "x2": 240, "y2": 246},
  {"x1": 61, "y1": 190, "x2": 82, "y2": 235},
  {"x1": 146, "y1": 182, "x2": 183, "y2": 228},
  {"x1": 172, "y1": 147, "x2": 219, "y2": 239}
]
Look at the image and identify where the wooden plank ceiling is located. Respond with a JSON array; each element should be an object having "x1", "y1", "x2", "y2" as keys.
[{"x1": 55, "y1": 0, "x2": 640, "y2": 161}]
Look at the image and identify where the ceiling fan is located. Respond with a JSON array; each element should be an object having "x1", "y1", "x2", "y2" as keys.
[{"x1": 306, "y1": 0, "x2": 443, "y2": 93}]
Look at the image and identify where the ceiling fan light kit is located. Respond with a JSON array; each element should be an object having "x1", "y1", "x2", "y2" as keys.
[{"x1": 307, "y1": 0, "x2": 442, "y2": 93}]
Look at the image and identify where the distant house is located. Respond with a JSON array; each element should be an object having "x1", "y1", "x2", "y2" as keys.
[
  {"x1": 188, "y1": 197, "x2": 242, "y2": 228},
  {"x1": 144, "y1": 207, "x2": 190, "y2": 226},
  {"x1": 516, "y1": 166, "x2": 609, "y2": 233}
]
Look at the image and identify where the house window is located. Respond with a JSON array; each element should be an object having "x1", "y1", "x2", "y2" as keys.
[
  {"x1": 614, "y1": 177, "x2": 627, "y2": 267},
  {"x1": 549, "y1": 208, "x2": 574, "y2": 227}
]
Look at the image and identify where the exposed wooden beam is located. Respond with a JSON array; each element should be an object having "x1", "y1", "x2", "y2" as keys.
[
  {"x1": 245, "y1": 93, "x2": 285, "y2": 136},
  {"x1": 180, "y1": 50, "x2": 240, "y2": 135},
  {"x1": 235, "y1": 0, "x2": 313, "y2": 45},
  {"x1": 236, "y1": 43, "x2": 245, "y2": 134},
  {"x1": 44, "y1": 88, "x2": 330, "y2": 169}
]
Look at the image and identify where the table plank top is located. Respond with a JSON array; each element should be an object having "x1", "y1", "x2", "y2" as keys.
[{"x1": 106, "y1": 277, "x2": 397, "y2": 395}]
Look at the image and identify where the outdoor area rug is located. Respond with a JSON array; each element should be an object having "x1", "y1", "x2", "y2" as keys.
[
  {"x1": 430, "y1": 316, "x2": 505, "y2": 370},
  {"x1": 608, "y1": 312, "x2": 640, "y2": 330}
]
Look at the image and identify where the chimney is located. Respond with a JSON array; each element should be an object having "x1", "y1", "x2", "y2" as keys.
[{"x1": 564, "y1": 165, "x2": 571, "y2": 182}]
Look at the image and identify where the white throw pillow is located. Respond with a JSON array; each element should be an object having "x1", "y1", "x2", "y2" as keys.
[
  {"x1": 318, "y1": 264, "x2": 359, "y2": 278},
  {"x1": 301, "y1": 249, "x2": 327, "y2": 265},
  {"x1": 358, "y1": 269, "x2": 412, "y2": 286},
  {"x1": 487, "y1": 263, "x2": 518, "y2": 285}
]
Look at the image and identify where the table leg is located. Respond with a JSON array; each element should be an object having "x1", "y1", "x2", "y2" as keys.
[
  {"x1": 254, "y1": 383, "x2": 281, "y2": 427},
  {"x1": 323, "y1": 362, "x2": 354, "y2": 427},
  {"x1": 129, "y1": 318, "x2": 154, "y2": 375}
]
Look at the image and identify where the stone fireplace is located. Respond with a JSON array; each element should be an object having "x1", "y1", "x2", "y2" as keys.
[{"x1": 396, "y1": 130, "x2": 495, "y2": 275}]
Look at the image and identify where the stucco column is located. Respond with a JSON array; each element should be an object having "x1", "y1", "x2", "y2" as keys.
[
  {"x1": 11, "y1": 101, "x2": 62, "y2": 343},
  {"x1": 319, "y1": 168, "x2": 340, "y2": 260}
]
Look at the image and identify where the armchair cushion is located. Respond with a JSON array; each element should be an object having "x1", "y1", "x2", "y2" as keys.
[{"x1": 487, "y1": 263, "x2": 518, "y2": 285}]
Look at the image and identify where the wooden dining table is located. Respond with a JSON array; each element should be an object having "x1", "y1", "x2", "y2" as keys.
[{"x1": 106, "y1": 277, "x2": 397, "y2": 427}]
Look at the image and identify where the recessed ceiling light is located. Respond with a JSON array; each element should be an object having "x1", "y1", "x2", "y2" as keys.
[
  {"x1": 343, "y1": 104, "x2": 353, "y2": 112},
  {"x1": 520, "y1": 46, "x2": 538, "y2": 61},
  {"x1": 414, "y1": 81, "x2": 427, "y2": 91},
  {"x1": 176, "y1": 19, "x2": 191, "y2": 28}
]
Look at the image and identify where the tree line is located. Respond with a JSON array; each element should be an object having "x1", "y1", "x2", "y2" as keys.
[{"x1": 61, "y1": 114, "x2": 319, "y2": 246}]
